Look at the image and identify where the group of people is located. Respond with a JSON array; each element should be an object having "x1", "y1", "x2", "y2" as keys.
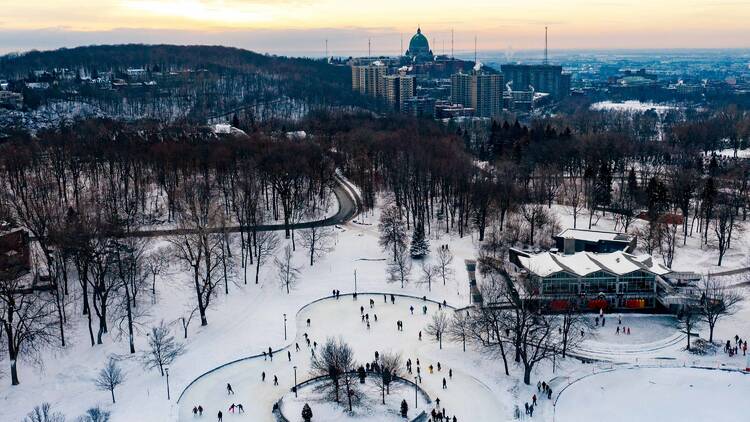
[
  {"x1": 726, "y1": 335, "x2": 748, "y2": 356},
  {"x1": 405, "y1": 357, "x2": 453, "y2": 389},
  {"x1": 430, "y1": 397, "x2": 458, "y2": 422},
  {"x1": 519, "y1": 380, "x2": 554, "y2": 418}
]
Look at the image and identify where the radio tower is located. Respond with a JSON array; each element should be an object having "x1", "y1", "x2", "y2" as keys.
[
  {"x1": 368, "y1": 38, "x2": 371, "y2": 59},
  {"x1": 474, "y1": 35, "x2": 477, "y2": 65},
  {"x1": 544, "y1": 26, "x2": 549, "y2": 65},
  {"x1": 400, "y1": 33, "x2": 403, "y2": 56},
  {"x1": 325, "y1": 39, "x2": 328, "y2": 61},
  {"x1": 451, "y1": 28, "x2": 454, "y2": 58}
]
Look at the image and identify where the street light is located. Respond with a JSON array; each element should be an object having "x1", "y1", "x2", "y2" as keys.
[
  {"x1": 165, "y1": 367, "x2": 171, "y2": 400},
  {"x1": 354, "y1": 269, "x2": 358, "y2": 294},
  {"x1": 414, "y1": 376, "x2": 418, "y2": 408},
  {"x1": 293, "y1": 366, "x2": 298, "y2": 398},
  {"x1": 283, "y1": 313, "x2": 287, "y2": 341}
]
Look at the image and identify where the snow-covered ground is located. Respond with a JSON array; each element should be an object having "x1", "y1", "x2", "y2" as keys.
[
  {"x1": 590, "y1": 100, "x2": 680, "y2": 114},
  {"x1": 2, "y1": 195, "x2": 749, "y2": 422},
  {"x1": 556, "y1": 367, "x2": 750, "y2": 422}
]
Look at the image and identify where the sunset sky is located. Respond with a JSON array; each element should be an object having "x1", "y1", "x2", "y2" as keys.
[{"x1": 1, "y1": 0, "x2": 749, "y2": 55}]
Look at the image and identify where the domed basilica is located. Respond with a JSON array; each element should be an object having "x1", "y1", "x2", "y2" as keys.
[{"x1": 405, "y1": 27, "x2": 434, "y2": 62}]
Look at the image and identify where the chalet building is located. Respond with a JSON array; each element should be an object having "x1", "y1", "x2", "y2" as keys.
[
  {"x1": 509, "y1": 248, "x2": 671, "y2": 310},
  {"x1": 0, "y1": 222, "x2": 31, "y2": 280},
  {"x1": 553, "y1": 228, "x2": 636, "y2": 254}
]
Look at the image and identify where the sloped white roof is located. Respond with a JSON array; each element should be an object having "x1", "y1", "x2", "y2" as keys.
[
  {"x1": 556, "y1": 228, "x2": 630, "y2": 243},
  {"x1": 519, "y1": 250, "x2": 671, "y2": 278}
]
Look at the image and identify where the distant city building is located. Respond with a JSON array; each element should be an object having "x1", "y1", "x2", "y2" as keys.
[
  {"x1": 405, "y1": 27, "x2": 434, "y2": 63},
  {"x1": 501, "y1": 64, "x2": 571, "y2": 99},
  {"x1": 402, "y1": 96, "x2": 436, "y2": 117},
  {"x1": 351, "y1": 62, "x2": 386, "y2": 97},
  {"x1": 0, "y1": 91, "x2": 23, "y2": 110},
  {"x1": 434, "y1": 101, "x2": 474, "y2": 119},
  {"x1": 450, "y1": 71, "x2": 504, "y2": 117},
  {"x1": 382, "y1": 74, "x2": 416, "y2": 112}
]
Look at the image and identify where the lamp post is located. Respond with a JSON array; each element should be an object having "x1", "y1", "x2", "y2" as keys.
[
  {"x1": 165, "y1": 367, "x2": 171, "y2": 400},
  {"x1": 414, "y1": 376, "x2": 418, "y2": 408},
  {"x1": 293, "y1": 366, "x2": 298, "y2": 398},
  {"x1": 283, "y1": 313, "x2": 287, "y2": 341},
  {"x1": 354, "y1": 269, "x2": 358, "y2": 294}
]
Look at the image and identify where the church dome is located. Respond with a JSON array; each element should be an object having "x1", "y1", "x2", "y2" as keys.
[{"x1": 408, "y1": 28, "x2": 430, "y2": 53}]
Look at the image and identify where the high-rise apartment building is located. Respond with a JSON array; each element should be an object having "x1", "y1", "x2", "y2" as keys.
[
  {"x1": 351, "y1": 62, "x2": 386, "y2": 97},
  {"x1": 450, "y1": 72, "x2": 503, "y2": 118},
  {"x1": 501, "y1": 64, "x2": 570, "y2": 99},
  {"x1": 382, "y1": 74, "x2": 416, "y2": 112}
]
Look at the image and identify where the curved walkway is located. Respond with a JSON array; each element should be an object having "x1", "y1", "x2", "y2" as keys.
[
  {"x1": 175, "y1": 293, "x2": 505, "y2": 422},
  {"x1": 122, "y1": 172, "x2": 361, "y2": 238}
]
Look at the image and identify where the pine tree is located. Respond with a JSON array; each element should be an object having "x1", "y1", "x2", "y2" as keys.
[
  {"x1": 302, "y1": 403, "x2": 313, "y2": 422},
  {"x1": 410, "y1": 223, "x2": 429, "y2": 259}
]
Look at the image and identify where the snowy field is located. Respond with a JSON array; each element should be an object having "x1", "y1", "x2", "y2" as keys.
[
  {"x1": 556, "y1": 367, "x2": 750, "y2": 422},
  {"x1": 3, "y1": 193, "x2": 750, "y2": 422}
]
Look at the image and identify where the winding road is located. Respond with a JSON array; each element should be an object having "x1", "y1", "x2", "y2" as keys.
[{"x1": 122, "y1": 172, "x2": 361, "y2": 238}]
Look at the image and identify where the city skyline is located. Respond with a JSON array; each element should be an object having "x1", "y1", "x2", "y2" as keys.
[{"x1": 1, "y1": 0, "x2": 749, "y2": 55}]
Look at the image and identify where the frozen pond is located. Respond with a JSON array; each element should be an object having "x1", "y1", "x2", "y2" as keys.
[{"x1": 556, "y1": 367, "x2": 750, "y2": 422}]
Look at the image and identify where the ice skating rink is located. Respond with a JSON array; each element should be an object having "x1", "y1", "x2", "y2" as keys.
[{"x1": 555, "y1": 367, "x2": 750, "y2": 422}]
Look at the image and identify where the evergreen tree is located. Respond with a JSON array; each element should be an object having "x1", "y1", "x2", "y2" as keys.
[
  {"x1": 301, "y1": 403, "x2": 313, "y2": 422},
  {"x1": 410, "y1": 222, "x2": 429, "y2": 259}
]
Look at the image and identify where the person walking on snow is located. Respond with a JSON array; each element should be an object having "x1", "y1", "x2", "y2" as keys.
[
  {"x1": 274, "y1": 375, "x2": 279, "y2": 386},
  {"x1": 217, "y1": 411, "x2": 223, "y2": 422},
  {"x1": 442, "y1": 377, "x2": 447, "y2": 389},
  {"x1": 228, "y1": 404, "x2": 236, "y2": 413},
  {"x1": 226, "y1": 383, "x2": 234, "y2": 395},
  {"x1": 262, "y1": 371, "x2": 266, "y2": 382}
]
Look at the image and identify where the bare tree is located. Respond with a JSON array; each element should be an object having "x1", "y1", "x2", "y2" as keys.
[
  {"x1": 698, "y1": 276, "x2": 743, "y2": 343},
  {"x1": 141, "y1": 320, "x2": 186, "y2": 376},
  {"x1": 387, "y1": 245, "x2": 411, "y2": 288},
  {"x1": 275, "y1": 245, "x2": 302, "y2": 294},
  {"x1": 435, "y1": 247, "x2": 454, "y2": 286},
  {"x1": 144, "y1": 248, "x2": 169, "y2": 301},
  {"x1": 310, "y1": 337, "x2": 359, "y2": 411},
  {"x1": 300, "y1": 225, "x2": 336, "y2": 266},
  {"x1": 424, "y1": 311, "x2": 449, "y2": 349},
  {"x1": 419, "y1": 263, "x2": 439, "y2": 292},
  {"x1": 94, "y1": 358, "x2": 125, "y2": 403},
  {"x1": 372, "y1": 351, "x2": 402, "y2": 404},
  {"x1": 379, "y1": 205, "x2": 407, "y2": 261},
  {"x1": 713, "y1": 203, "x2": 740, "y2": 266},
  {"x1": 180, "y1": 306, "x2": 199, "y2": 339},
  {"x1": 77, "y1": 406, "x2": 110, "y2": 422},
  {"x1": 557, "y1": 300, "x2": 589, "y2": 358},
  {"x1": 254, "y1": 230, "x2": 280, "y2": 284},
  {"x1": 447, "y1": 310, "x2": 471, "y2": 352},
  {"x1": 678, "y1": 306, "x2": 699, "y2": 351},
  {"x1": 168, "y1": 181, "x2": 225, "y2": 326},
  {"x1": 0, "y1": 269, "x2": 58, "y2": 385},
  {"x1": 23, "y1": 403, "x2": 66, "y2": 422}
]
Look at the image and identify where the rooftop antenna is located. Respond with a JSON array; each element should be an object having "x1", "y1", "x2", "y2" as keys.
[
  {"x1": 400, "y1": 33, "x2": 403, "y2": 55},
  {"x1": 474, "y1": 35, "x2": 477, "y2": 64},
  {"x1": 368, "y1": 38, "x2": 371, "y2": 59},
  {"x1": 451, "y1": 28, "x2": 454, "y2": 58},
  {"x1": 544, "y1": 26, "x2": 549, "y2": 65},
  {"x1": 325, "y1": 38, "x2": 328, "y2": 61}
]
